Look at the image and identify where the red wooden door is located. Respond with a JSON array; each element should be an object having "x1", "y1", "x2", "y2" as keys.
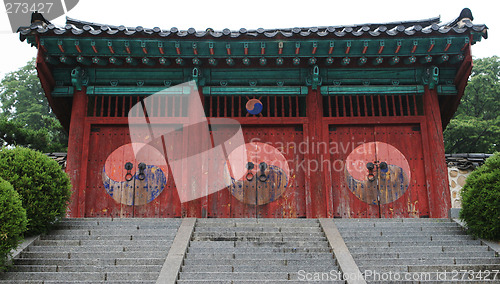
[
  {"x1": 208, "y1": 125, "x2": 306, "y2": 218},
  {"x1": 86, "y1": 125, "x2": 180, "y2": 218},
  {"x1": 329, "y1": 124, "x2": 428, "y2": 218}
]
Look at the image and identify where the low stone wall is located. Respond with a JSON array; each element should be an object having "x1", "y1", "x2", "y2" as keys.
[
  {"x1": 446, "y1": 153, "x2": 492, "y2": 209},
  {"x1": 448, "y1": 167, "x2": 473, "y2": 208}
]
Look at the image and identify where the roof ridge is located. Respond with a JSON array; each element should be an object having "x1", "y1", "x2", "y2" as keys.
[{"x1": 63, "y1": 16, "x2": 442, "y2": 34}]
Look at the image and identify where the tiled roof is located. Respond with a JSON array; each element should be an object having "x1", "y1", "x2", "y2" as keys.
[
  {"x1": 45, "y1": 152, "x2": 67, "y2": 168},
  {"x1": 446, "y1": 153, "x2": 492, "y2": 170},
  {"x1": 19, "y1": 9, "x2": 488, "y2": 40}
]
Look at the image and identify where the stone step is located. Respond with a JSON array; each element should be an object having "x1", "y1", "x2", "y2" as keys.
[
  {"x1": 56, "y1": 222, "x2": 180, "y2": 228},
  {"x1": 191, "y1": 236, "x2": 325, "y2": 242},
  {"x1": 359, "y1": 263, "x2": 500, "y2": 273},
  {"x1": 27, "y1": 245, "x2": 169, "y2": 253},
  {"x1": 61, "y1": 218, "x2": 181, "y2": 224},
  {"x1": 340, "y1": 229, "x2": 466, "y2": 237},
  {"x1": 187, "y1": 247, "x2": 331, "y2": 253},
  {"x1": 177, "y1": 281, "x2": 345, "y2": 284},
  {"x1": 335, "y1": 222, "x2": 460, "y2": 228},
  {"x1": 0, "y1": 281, "x2": 156, "y2": 284},
  {"x1": 195, "y1": 222, "x2": 320, "y2": 228},
  {"x1": 46, "y1": 229, "x2": 177, "y2": 236},
  {"x1": 193, "y1": 227, "x2": 322, "y2": 233},
  {"x1": 39, "y1": 234, "x2": 174, "y2": 241},
  {"x1": 0, "y1": 272, "x2": 105, "y2": 281},
  {"x1": 185, "y1": 252, "x2": 334, "y2": 260},
  {"x1": 342, "y1": 235, "x2": 474, "y2": 242},
  {"x1": 33, "y1": 239, "x2": 172, "y2": 247},
  {"x1": 180, "y1": 264, "x2": 338, "y2": 273},
  {"x1": 351, "y1": 252, "x2": 496, "y2": 259},
  {"x1": 192, "y1": 232, "x2": 325, "y2": 238},
  {"x1": 9, "y1": 264, "x2": 162, "y2": 273},
  {"x1": 196, "y1": 218, "x2": 319, "y2": 226},
  {"x1": 182, "y1": 258, "x2": 334, "y2": 266},
  {"x1": 344, "y1": 239, "x2": 482, "y2": 247},
  {"x1": 45, "y1": 282, "x2": 155, "y2": 284},
  {"x1": 234, "y1": 241, "x2": 329, "y2": 248},
  {"x1": 407, "y1": 263, "x2": 500, "y2": 272},
  {"x1": 348, "y1": 245, "x2": 492, "y2": 254},
  {"x1": 357, "y1": 257, "x2": 496, "y2": 266},
  {"x1": 104, "y1": 272, "x2": 160, "y2": 281},
  {"x1": 19, "y1": 251, "x2": 167, "y2": 259},
  {"x1": 334, "y1": 218, "x2": 451, "y2": 222},
  {"x1": 13, "y1": 258, "x2": 165, "y2": 266},
  {"x1": 178, "y1": 272, "x2": 289, "y2": 280},
  {"x1": 187, "y1": 241, "x2": 329, "y2": 248}
]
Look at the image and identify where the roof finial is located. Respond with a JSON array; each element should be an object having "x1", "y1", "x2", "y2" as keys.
[{"x1": 457, "y1": 8, "x2": 473, "y2": 28}]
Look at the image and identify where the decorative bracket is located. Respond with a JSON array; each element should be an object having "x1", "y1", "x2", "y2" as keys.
[
  {"x1": 70, "y1": 67, "x2": 88, "y2": 91},
  {"x1": 306, "y1": 65, "x2": 322, "y2": 90},
  {"x1": 191, "y1": 67, "x2": 205, "y2": 86},
  {"x1": 422, "y1": 66, "x2": 439, "y2": 90}
]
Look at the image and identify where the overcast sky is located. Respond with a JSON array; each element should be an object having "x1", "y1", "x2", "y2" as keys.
[{"x1": 0, "y1": 0, "x2": 497, "y2": 78}]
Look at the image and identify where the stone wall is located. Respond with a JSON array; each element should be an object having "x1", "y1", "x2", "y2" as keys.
[
  {"x1": 446, "y1": 153, "x2": 492, "y2": 209},
  {"x1": 448, "y1": 167, "x2": 473, "y2": 208}
]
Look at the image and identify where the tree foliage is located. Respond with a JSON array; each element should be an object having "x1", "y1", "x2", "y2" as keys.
[
  {"x1": 460, "y1": 152, "x2": 500, "y2": 240},
  {"x1": 0, "y1": 147, "x2": 71, "y2": 235},
  {"x1": 0, "y1": 58, "x2": 67, "y2": 152},
  {"x1": 444, "y1": 56, "x2": 500, "y2": 153},
  {"x1": 0, "y1": 177, "x2": 27, "y2": 271}
]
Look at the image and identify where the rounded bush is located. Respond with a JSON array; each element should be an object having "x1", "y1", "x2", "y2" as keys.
[
  {"x1": 0, "y1": 147, "x2": 71, "y2": 235},
  {"x1": 460, "y1": 152, "x2": 500, "y2": 240},
  {"x1": 0, "y1": 177, "x2": 27, "y2": 271}
]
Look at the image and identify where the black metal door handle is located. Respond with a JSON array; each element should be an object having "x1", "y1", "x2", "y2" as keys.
[
  {"x1": 258, "y1": 162, "x2": 268, "y2": 182},
  {"x1": 137, "y1": 163, "x2": 147, "y2": 180},
  {"x1": 124, "y1": 162, "x2": 134, "y2": 181}
]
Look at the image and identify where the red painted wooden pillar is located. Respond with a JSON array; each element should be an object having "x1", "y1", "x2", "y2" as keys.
[
  {"x1": 66, "y1": 87, "x2": 87, "y2": 217},
  {"x1": 422, "y1": 86, "x2": 451, "y2": 217},
  {"x1": 305, "y1": 87, "x2": 326, "y2": 217}
]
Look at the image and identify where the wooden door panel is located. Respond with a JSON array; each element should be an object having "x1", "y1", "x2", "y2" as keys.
[{"x1": 330, "y1": 124, "x2": 427, "y2": 218}]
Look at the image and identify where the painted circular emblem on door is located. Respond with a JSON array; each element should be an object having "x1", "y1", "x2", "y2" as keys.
[
  {"x1": 345, "y1": 142, "x2": 410, "y2": 205},
  {"x1": 245, "y1": 99, "x2": 263, "y2": 115},
  {"x1": 102, "y1": 143, "x2": 168, "y2": 206},
  {"x1": 224, "y1": 142, "x2": 290, "y2": 205}
]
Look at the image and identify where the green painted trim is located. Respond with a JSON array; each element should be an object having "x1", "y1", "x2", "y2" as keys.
[
  {"x1": 36, "y1": 36, "x2": 471, "y2": 58},
  {"x1": 86, "y1": 86, "x2": 192, "y2": 96},
  {"x1": 437, "y1": 85, "x2": 458, "y2": 95},
  {"x1": 202, "y1": 86, "x2": 309, "y2": 96},
  {"x1": 52, "y1": 86, "x2": 74, "y2": 97},
  {"x1": 320, "y1": 85, "x2": 424, "y2": 95}
]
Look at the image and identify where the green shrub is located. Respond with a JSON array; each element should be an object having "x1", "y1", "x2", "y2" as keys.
[
  {"x1": 0, "y1": 147, "x2": 71, "y2": 235},
  {"x1": 460, "y1": 152, "x2": 500, "y2": 240},
  {"x1": 0, "y1": 177, "x2": 27, "y2": 271}
]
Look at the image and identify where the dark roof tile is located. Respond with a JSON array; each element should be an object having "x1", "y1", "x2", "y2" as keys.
[{"x1": 18, "y1": 9, "x2": 488, "y2": 41}]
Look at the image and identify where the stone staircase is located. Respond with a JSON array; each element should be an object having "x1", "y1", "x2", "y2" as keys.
[
  {"x1": 1, "y1": 218, "x2": 499, "y2": 283},
  {"x1": 0, "y1": 218, "x2": 181, "y2": 284},
  {"x1": 335, "y1": 218, "x2": 500, "y2": 283},
  {"x1": 177, "y1": 218, "x2": 344, "y2": 283}
]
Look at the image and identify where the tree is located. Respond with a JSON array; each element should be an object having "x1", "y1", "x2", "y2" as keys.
[
  {"x1": 444, "y1": 56, "x2": 500, "y2": 153},
  {"x1": 460, "y1": 152, "x2": 500, "y2": 240},
  {"x1": 0, "y1": 58, "x2": 67, "y2": 152}
]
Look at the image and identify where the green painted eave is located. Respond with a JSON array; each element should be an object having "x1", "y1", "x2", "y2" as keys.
[
  {"x1": 34, "y1": 36, "x2": 471, "y2": 59},
  {"x1": 320, "y1": 85, "x2": 425, "y2": 95},
  {"x1": 203, "y1": 86, "x2": 308, "y2": 96},
  {"x1": 51, "y1": 67, "x2": 457, "y2": 89}
]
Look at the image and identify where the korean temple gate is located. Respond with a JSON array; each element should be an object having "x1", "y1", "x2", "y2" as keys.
[{"x1": 19, "y1": 9, "x2": 487, "y2": 218}]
